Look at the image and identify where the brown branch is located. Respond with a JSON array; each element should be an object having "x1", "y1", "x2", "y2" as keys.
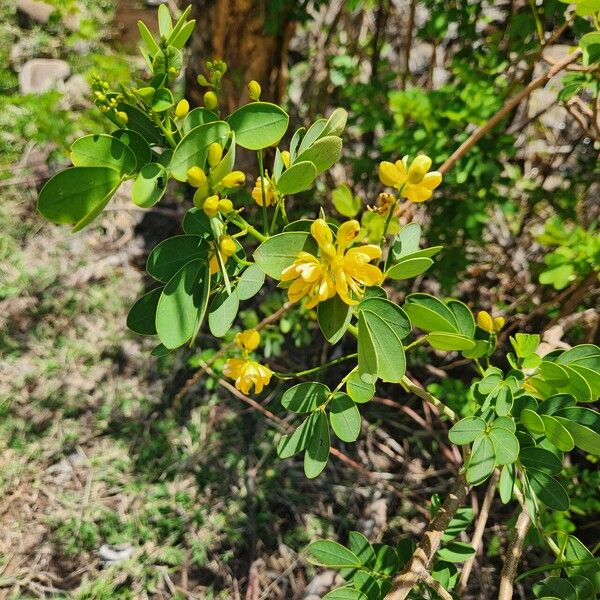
[
  {"x1": 458, "y1": 469, "x2": 500, "y2": 593},
  {"x1": 439, "y1": 48, "x2": 582, "y2": 175},
  {"x1": 498, "y1": 508, "x2": 531, "y2": 600},
  {"x1": 386, "y1": 474, "x2": 470, "y2": 600}
]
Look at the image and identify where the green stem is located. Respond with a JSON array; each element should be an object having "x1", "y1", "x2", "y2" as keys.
[
  {"x1": 273, "y1": 353, "x2": 358, "y2": 380},
  {"x1": 257, "y1": 149, "x2": 268, "y2": 235},
  {"x1": 231, "y1": 215, "x2": 267, "y2": 243},
  {"x1": 347, "y1": 323, "x2": 359, "y2": 339},
  {"x1": 474, "y1": 359, "x2": 485, "y2": 377},
  {"x1": 269, "y1": 200, "x2": 281, "y2": 234},
  {"x1": 210, "y1": 217, "x2": 231, "y2": 294},
  {"x1": 400, "y1": 375, "x2": 457, "y2": 422},
  {"x1": 404, "y1": 336, "x2": 426, "y2": 351},
  {"x1": 381, "y1": 197, "x2": 398, "y2": 242}
]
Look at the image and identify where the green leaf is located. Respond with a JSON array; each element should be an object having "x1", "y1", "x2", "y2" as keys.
[
  {"x1": 253, "y1": 231, "x2": 317, "y2": 279},
  {"x1": 169, "y1": 19, "x2": 195, "y2": 49},
  {"x1": 346, "y1": 371, "x2": 375, "y2": 404},
  {"x1": 448, "y1": 417, "x2": 486, "y2": 445},
  {"x1": 320, "y1": 107, "x2": 348, "y2": 138},
  {"x1": 170, "y1": 121, "x2": 230, "y2": 181},
  {"x1": 467, "y1": 434, "x2": 495, "y2": 485},
  {"x1": 137, "y1": 20, "x2": 159, "y2": 54},
  {"x1": 157, "y1": 3, "x2": 172, "y2": 36},
  {"x1": 147, "y1": 235, "x2": 208, "y2": 283},
  {"x1": 155, "y1": 259, "x2": 210, "y2": 349},
  {"x1": 307, "y1": 540, "x2": 361, "y2": 568},
  {"x1": 295, "y1": 135, "x2": 342, "y2": 174},
  {"x1": 357, "y1": 298, "x2": 411, "y2": 383},
  {"x1": 533, "y1": 577, "x2": 578, "y2": 600},
  {"x1": 277, "y1": 412, "x2": 318, "y2": 459},
  {"x1": 521, "y1": 408, "x2": 546, "y2": 435},
  {"x1": 332, "y1": 184, "x2": 361, "y2": 217},
  {"x1": 353, "y1": 571, "x2": 380, "y2": 600},
  {"x1": 520, "y1": 446, "x2": 562, "y2": 475},
  {"x1": 446, "y1": 299, "x2": 476, "y2": 338},
  {"x1": 297, "y1": 119, "x2": 326, "y2": 154},
  {"x1": 393, "y1": 223, "x2": 421, "y2": 256},
  {"x1": 442, "y1": 507, "x2": 474, "y2": 542},
  {"x1": 492, "y1": 416, "x2": 516, "y2": 433},
  {"x1": 499, "y1": 464, "x2": 516, "y2": 504},
  {"x1": 318, "y1": 295, "x2": 351, "y2": 344},
  {"x1": 330, "y1": 393, "x2": 361, "y2": 442},
  {"x1": 436, "y1": 541, "x2": 475, "y2": 562},
  {"x1": 132, "y1": 163, "x2": 168, "y2": 208},
  {"x1": 182, "y1": 207, "x2": 212, "y2": 237},
  {"x1": 538, "y1": 394, "x2": 576, "y2": 416},
  {"x1": 348, "y1": 531, "x2": 376, "y2": 566},
  {"x1": 208, "y1": 288, "x2": 239, "y2": 337},
  {"x1": 426, "y1": 332, "x2": 475, "y2": 351},
  {"x1": 495, "y1": 386, "x2": 513, "y2": 417},
  {"x1": 372, "y1": 544, "x2": 400, "y2": 575},
  {"x1": 403, "y1": 293, "x2": 458, "y2": 333},
  {"x1": 112, "y1": 129, "x2": 152, "y2": 171},
  {"x1": 209, "y1": 134, "x2": 236, "y2": 186},
  {"x1": 127, "y1": 287, "x2": 162, "y2": 335},
  {"x1": 386, "y1": 257, "x2": 434, "y2": 280},
  {"x1": 541, "y1": 414, "x2": 575, "y2": 451},
  {"x1": 323, "y1": 588, "x2": 367, "y2": 600},
  {"x1": 237, "y1": 264, "x2": 265, "y2": 300},
  {"x1": 276, "y1": 161, "x2": 317, "y2": 195},
  {"x1": 281, "y1": 382, "x2": 329, "y2": 413},
  {"x1": 227, "y1": 102, "x2": 289, "y2": 150},
  {"x1": 37, "y1": 166, "x2": 121, "y2": 229},
  {"x1": 182, "y1": 107, "x2": 219, "y2": 134},
  {"x1": 540, "y1": 264, "x2": 575, "y2": 289},
  {"x1": 554, "y1": 409, "x2": 600, "y2": 455},
  {"x1": 489, "y1": 427, "x2": 519, "y2": 465},
  {"x1": 304, "y1": 411, "x2": 330, "y2": 478},
  {"x1": 116, "y1": 102, "x2": 163, "y2": 144},
  {"x1": 528, "y1": 469, "x2": 569, "y2": 511},
  {"x1": 563, "y1": 535, "x2": 600, "y2": 592},
  {"x1": 70, "y1": 134, "x2": 136, "y2": 175},
  {"x1": 151, "y1": 87, "x2": 174, "y2": 112},
  {"x1": 556, "y1": 344, "x2": 600, "y2": 370}
]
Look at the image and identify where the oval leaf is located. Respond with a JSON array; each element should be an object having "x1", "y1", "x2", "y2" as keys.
[
  {"x1": 330, "y1": 393, "x2": 361, "y2": 443},
  {"x1": 281, "y1": 382, "x2": 330, "y2": 413},
  {"x1": 132, "y1": 163, "x2": 168, "y2": 208},
  {"x1": 227, "y1": 102, "x2": 289, "y2": 150},
  {"x1": 276, "y1": 161, "x2": 317, "y2": 195}
]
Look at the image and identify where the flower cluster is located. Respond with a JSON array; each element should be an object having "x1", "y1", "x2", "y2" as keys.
[
  {"x1": 379, "y1": 155, "x2": 442, "y2": 202},
  {"x1": 223, "y1": 329, "x2": 273, "y2": 395},
  {"x1": 281, "y1": 219, "x2": 383, "y2": 308}
]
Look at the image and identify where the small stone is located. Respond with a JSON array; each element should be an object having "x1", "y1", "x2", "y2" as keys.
[
  {"x1": 98, "y1": 544, "x2": 135, "y2": 564},
  {"x1": 16, "y1": 0, "x2": 55, "y2": 27},
  {"x1": 18, "y1": 59, "x2": 70, "y2": 94},
  {"x1": 63, "y1": 74, "x2": 90, "y2": 108},
  {"x1": 409, "y1": 43, "x2": 434, "y2": 75}
]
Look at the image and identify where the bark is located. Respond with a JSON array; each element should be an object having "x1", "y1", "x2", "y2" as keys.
[{"x1": 185, "y1": 0, "x2": 296, "y2": 113}]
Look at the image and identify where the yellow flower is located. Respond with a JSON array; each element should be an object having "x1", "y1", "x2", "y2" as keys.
[
  {"x1": 219, "y1": 235, "x2": 237, "y2": 257},
  {"x1": 208, "y1": 240, "x2": 229, "y2": 274},
  {"x1": 203, "y1": 195, "x2": 219, "y2": 218},
  {"x1": 222, "y1": 171, "x2": 246, "y2": 188},
  {"x1": 235, "y1": 329, "x2": 260, "y2": 352},
  {"x1": 379, "y1": 155, "x2": 442, "y2": 202},
  {"x1": 217, "y1": 198, "x2": 233, "y2": 214},
  {"x1": 281, "y1": 218, "x2": 383, "y2": 308},
  {"x1": 477, "y1": 311, "x2": 494, "y2": 334},
  {"x1": 223, "y1": 358, "x2": 272, "y2": 395},
  {"x1": 493, "y1": 316, "x2": 505, "y2": 333},
  {"x1": 175, "y1": 99, "x2": 189, "y2": 118},
  {"x1": 281, "y1": 151, "x2": 290, "y2": 169},
  {"x1": 207, "y1": 142, "x2": 223, "y2": 168},
  {"x1": 252, "y1": 177, "x2": 275, "y2": 206},
  {"x1": 187, "y1": 166, "x2": 207, "y2": 188}
]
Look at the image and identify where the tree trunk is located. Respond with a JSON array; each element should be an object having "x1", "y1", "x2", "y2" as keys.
[{"x1": 185, "y1": 0, "x2": 296, "y2": 114}]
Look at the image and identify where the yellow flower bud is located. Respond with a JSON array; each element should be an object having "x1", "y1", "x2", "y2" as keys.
[
  {"x1": 175, "y1": 99, "x2": 189, "y2": 118},
  {"x1": 236, "y1": 329, "x2": 261, "y2": 352},
  {"x1": 218, "y1": 198, "x2": 233, "y2": 213},
  {"x1": 116, "y1": 111, "x2": 128, "y2": 125},
  {"x1": 281, "y1": 150, "x2": 290, "y2": 169},
  {"x1": 252, "y1": 177, "x2": 275, "y2": 206},
  {"x1": 310, "y1": 219, "x2": 333, "y2": 249},
  {"x1": 207, "y1": 142, "x2": 223, "y2": 168},
  {"x1": 493, "y1": 316, "x2": 505, "y2": 333},
  {"x1": 202, "y1": 195, "x2": 219, "y2": 217},
  {"x1": 204, "y1": 90, "x2": 218, "y2": 110},
  {"x1": 477, "y1": 311, "x2": 495, "y2": 334},
  {"x1": 221, "y1": 171, "x2": 246, "y2": 188},
  {"x1": 219, "y1": 235, "x2": 237, "y2": 257},
  {"x1": 187, "y1": 166, "x2": 207, "y2": 188},
  {"x1": 248, "y1": 80, "x2": 261, "y2": 100},
  {"x1": 337, "y1": 220, "x2": 360, "y2": 246},
  {"x1": 407, "y1": 155, "x2": 432, "y2": 185}
]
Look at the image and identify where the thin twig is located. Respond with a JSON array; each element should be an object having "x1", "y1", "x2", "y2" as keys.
[
  {"x1": 498, "y1": 508, "x2": 531, "y2": 600},
  {"x1": 439, "y1": 49, "x2": 582, "y2": 175},
  {"x1": 458, "y1": 469, "x2": 500, "y2": 592},
  {"x1": 422, "y1": 572, "x2": 453, "y2": 600}
]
